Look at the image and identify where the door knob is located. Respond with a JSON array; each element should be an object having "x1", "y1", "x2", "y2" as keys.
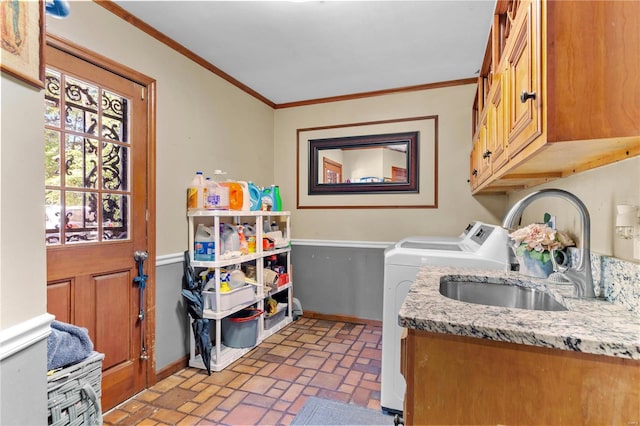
[
  {"x1": 520, "y1": 91, "x2": 536, "y2": 103},
  {"x1": 134, "y1": 250, "x2": 149, "y2": 262}
]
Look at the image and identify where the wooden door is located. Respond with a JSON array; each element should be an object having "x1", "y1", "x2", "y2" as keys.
[
  {"x1": 391, "y1": 166, "x2": 407, "y2": 182},
  {"x1": 323, "y1": 157, "x2": 342, "y2": 183},
  {"x1": 44, "y1": 43, "x2": 151, "y2": 411}
]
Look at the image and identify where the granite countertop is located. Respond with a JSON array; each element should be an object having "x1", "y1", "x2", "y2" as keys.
[{"x1": 398, "y1": 266, "x2": 640, "y2": 360}]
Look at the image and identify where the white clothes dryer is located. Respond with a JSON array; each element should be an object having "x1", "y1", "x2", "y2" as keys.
[{"x1": 381, "y1": 221, "x2": 511, "y2": 414}]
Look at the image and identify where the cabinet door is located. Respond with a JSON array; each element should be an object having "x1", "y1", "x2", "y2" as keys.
[
  {"x1": 506, "y1": 0, "x2": 541, "y2": 158},
  {"x1": 490, "y1": 70, "x2": 508, "y2": 171},
  {"x1": 469, "y1": 143, "x2": 479, "y2": 189},
  {"x1": 477, "y1": 114, "x2": 491, "y2": 184},
  {"x1": 469, "y1": 117, "x2": 491, "y2": 188}
]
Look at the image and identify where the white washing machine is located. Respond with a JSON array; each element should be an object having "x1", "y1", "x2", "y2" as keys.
[{"x1": 381, "y1": 221, "x2": 511, "y2": 414}]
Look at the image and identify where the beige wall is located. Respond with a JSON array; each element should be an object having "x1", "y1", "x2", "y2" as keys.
[
  {"x1": 1, "y1": 3, "x2": 275, "y2": 328},
  {"x1": 508, "y1": 157, "x2": 640, "y2": 262},
  {"x1": 2, "y1": 0, "x2": 637, "y2": 330},
  {"x1": 46, "y1": 2, "x2": 276, "y2": 255},
  {"x1": 0, "y1": 77, "x2": 47, "y2": 328},
  {"x1": 274, "y1": 84, "x2": 507, "y2": 242}
]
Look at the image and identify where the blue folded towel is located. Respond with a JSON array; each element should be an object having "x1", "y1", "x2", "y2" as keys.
[{"x1": 47, "y1": 320, "x2": 94, "y2": 371}]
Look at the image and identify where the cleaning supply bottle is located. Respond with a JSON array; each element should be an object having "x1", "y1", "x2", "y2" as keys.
[
  {"x1": 211, "y1": 169, "x2": 230, "y2": 210},
  {"x1": 221, "y1": 223, "x2": 240, "y2": 255},
  {"x1": 247, "y1": 182, "x2": 262, "y2": 211},
  {"x1": 194, "y1": 224, "x2": 215, "y2": 261},
  {"x1": 237, "y1": 224, "x2": 248, "y2": 255},
  {"x1": 261, "y1": 186, "x2": 274, "y2": 211},
  {"x1": 237, "y1": 181, "x2": 250, "y2": 211},
  {"x1": 205, "y1": 177, "x2": 229, "y2": 210},
  {"x1": 204, "y1": 177, "x2": 217, "y2": 209},
  {"x1": 272, "y1": 185, "x2": 282, "y2": 212},
  {"x1": 221, "y1": 181, "x2": 244, "y2": 210},
  {"x1": 187, "y1": 171, "x2": 206, "y2": 210},
  {"x1": 243, "y1": 224, "x2": 256, "y2": 253}
]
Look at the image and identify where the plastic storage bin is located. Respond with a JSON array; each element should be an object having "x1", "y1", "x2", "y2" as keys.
[
  {"x1": 264, "y1": 308, "x2": 286, "y2": 330},
  {"x1": 222, "y1": 308, "x2": 263, "y2": 348},
  {"x1": 204, "y1": 285, "x2": 255, "y2": 311}
]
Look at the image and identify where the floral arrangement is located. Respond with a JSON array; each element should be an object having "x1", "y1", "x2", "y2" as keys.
[{"x1": 508, "y1": 222, "x2": 575, "y2": 264}]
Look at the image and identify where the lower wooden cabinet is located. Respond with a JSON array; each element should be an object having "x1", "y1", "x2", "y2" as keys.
[{"x1": 403, "y1": 329, "x2": 640, "y2": 425}]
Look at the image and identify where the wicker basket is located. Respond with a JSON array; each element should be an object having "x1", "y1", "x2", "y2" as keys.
[{"x1": 47, "y1": 352, "x2": 104, "y2": 426}]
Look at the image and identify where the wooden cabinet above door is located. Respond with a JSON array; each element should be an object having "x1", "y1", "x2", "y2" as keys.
[{"x1": 470, "y1": 0, "x2": 640, "y2": 194}]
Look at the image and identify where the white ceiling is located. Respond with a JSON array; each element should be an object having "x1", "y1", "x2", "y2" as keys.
[{"x1": 112, "y1": 0, "x2": 496, "y2": 105}]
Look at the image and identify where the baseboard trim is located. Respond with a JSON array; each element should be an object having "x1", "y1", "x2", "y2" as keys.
[
  {"x1": 302, "y1": 311, "x2": 382, "y2": 327},
  {"x1": 155, "y1": 355, "x2": 189, "y2": 382},
  {"x1": 0, "y1": 313, "x2": 55, "y2": 361}
]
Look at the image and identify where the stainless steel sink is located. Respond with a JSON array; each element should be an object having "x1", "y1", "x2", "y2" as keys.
[{"x1": 439, "y1": 279, "x2": 568, "y2": 311}]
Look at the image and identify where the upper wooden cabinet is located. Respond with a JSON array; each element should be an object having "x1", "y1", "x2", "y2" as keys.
[
  {"x1": 505, "y1": 0, "x2": 541, "y2": 158},
  {"x1": 470, "y1": 0, "x2": 640, "y2": 193}
]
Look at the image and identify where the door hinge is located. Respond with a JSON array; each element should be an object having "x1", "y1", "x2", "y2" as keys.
[{"x1": 141, "y1": 87, "x2": 145, "y2": 101}]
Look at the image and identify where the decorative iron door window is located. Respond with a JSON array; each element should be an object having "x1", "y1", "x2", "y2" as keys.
[{"x1": 44, "y1": 68, "x2": 130, "y2": 245}]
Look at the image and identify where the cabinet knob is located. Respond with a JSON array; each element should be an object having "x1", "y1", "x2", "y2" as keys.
[
  {"x1": 483, "y1": 150, "x2": 492, "y2": 159},
  {"x1": 520, "y1": 91, "x2": 536, "y2": 103},
  {"x1": 472, "y1": 169, "x2": 478, "y2": 176}
]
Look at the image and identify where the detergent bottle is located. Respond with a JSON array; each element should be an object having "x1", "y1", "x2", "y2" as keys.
[
  {"x1": 261, "y1": 186, "x2": 274, "y2": 211},
  {"x1": 243, "y1": 224, "x2": 257, "y2": 253},
  {"x1": 187, "y1": 171, "x2": 206, "y2": 210},
  {"x1": 237, "y1": 181, "x2": 250, "y2": 211},
  {"x1": 272, "y1": 185, "x2": 282, "y2": 212},
  {"x1": 220, "y1": 181, "x2": 244, "y2": 210},
  {"x1": 205, "y1": 177, "x2": 229, "y2": 210},
  {"x1": 204, "y1": 177, "x2": 217, "y2": 209},
  {"x1": 247, "y1": 182, "x2": 262, "y2": 211},
  {"x1": 194, "y1": 224, "x2": 215, "y2": 261},
  {"x1": 221, "y1": 223, "x2": 240, "y2": 255}
]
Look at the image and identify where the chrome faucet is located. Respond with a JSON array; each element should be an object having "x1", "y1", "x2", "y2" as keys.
[{"x1": 502, "y1": 189, "x2": 595, "y2": 298}]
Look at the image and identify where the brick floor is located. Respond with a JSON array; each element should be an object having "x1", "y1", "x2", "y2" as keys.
[{"x1": 104, "y1": 318, "x2": 384, "y2": 425}]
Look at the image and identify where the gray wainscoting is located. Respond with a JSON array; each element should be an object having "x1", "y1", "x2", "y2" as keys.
[
  {"x1": 291, "y1": 241, "x2": 390, "y2": 322},
  {"x1": 0, "y1": 317, "x2": 50, "y2": 426},
  {"x1": 155, "y1": 255, "x2": 190, "y2": 372},
  {"x1": 153, "y1": 241, "x2": 391, "y2": 372}
]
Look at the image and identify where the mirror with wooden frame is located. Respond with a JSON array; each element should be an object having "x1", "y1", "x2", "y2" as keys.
[{"x1": 308, "y1": 131, "x2": 419, "y2": 195}]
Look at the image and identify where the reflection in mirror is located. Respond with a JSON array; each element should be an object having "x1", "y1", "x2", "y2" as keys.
[{"x1": 309, "y1": 132, "x2": 418, "y2": 195}]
